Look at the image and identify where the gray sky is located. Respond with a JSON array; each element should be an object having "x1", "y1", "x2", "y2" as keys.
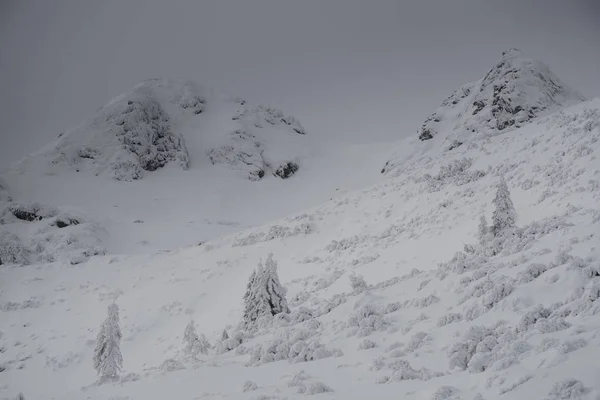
[{"x1": 1, "y1": 0, "x2": 599, "y2": 171}]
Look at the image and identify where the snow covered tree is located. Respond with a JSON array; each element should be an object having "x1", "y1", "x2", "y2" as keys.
[
  {"x1": 93, "y1": 303, "x2": 123, "y2": 381},
  {"x1": 241, "y1": 253, "x2": 290, "y2": 329},
  {"x1": 478, "y1": 213, "x2": 489, "y2": 244},
  {"x1": 491, "y1": 177, "x2": 516, "y2": 236},
  {"x1": 264, "y1": 253, "x2": 290, "y2": 315},
  {"x1": 182, "y1": 319, "x2": 210, "y2": 359},
  {"x1": 221, "y1": 329, "x2": 229, "y2": 341}
]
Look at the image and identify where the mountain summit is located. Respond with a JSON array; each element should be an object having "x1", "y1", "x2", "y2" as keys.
[
  {"x1": 381, "y1": 49, "x2": 584, "y2": 175},
  {"x1": 418, "y1": 48, "x2": 584, "y2": 144},
  {"x1": 14, "y1": 78, "x2": 307, "y2": 182}
]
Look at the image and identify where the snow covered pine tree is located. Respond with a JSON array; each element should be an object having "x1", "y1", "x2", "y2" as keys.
[
  {"x1": 93, "y1": 303, "x2": 123, "y2": 381},
  {"x1": 183, "y1": 319, "x2": 210, "y2": 359},
  {"x1": 478, "y1": 213, "x2": 489, "y2": 244},
  {"x1": 242, "y1": 253, "x2": 290, "y2": 329},
  {"x1": 491, "y1": 177, "x2": 517, "y2": 236}
]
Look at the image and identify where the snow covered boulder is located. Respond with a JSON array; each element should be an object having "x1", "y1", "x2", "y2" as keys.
[{"x1": 1, "y1": 202, "x2": 58, "y2": 223}]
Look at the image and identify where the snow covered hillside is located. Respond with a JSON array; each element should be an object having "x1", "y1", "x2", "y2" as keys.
[
  {"x1": 382, "y1": 49, "x2": 585, "y2": 174},
  {"x1": 0, "y1": 79, "x2": 391, "y2": 259},
  {"x1": 1, "y1": 91, "x2": 599, "y2": 400}
]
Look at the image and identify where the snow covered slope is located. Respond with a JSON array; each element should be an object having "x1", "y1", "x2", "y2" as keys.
[
  {"x1": 382, "y1": 49, "x2": 585, "y2": 174},
  {"x1": 1, "y1": 79, "x2": 392, "y2": 259},
  {"x1": 2, "y1": 96, "x2": 599, "y2": 399}
]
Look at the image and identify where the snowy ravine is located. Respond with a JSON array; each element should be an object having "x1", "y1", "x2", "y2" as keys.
[{"x1": 1, "y1": 89, "x2": 600, "y2": 400}]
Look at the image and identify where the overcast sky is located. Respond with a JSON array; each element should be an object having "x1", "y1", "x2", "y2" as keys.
[{"x1": 1, "y1": 0, "x2": 599, "y2": 170}]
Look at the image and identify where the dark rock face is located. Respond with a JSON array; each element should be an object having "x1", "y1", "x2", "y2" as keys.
[
  {"x1": 274, "y1": 162, "x2": 299, "y2": 179},
  {"x1": 110, "y1": 96, "x2": 190, "y2": 175},
  {"x1": 55, "y1": 218, "x2": 80, "y2": 228}
]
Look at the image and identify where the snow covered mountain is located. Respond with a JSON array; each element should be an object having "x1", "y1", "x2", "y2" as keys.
[
  {"x1": 2, "y1": 51, "x2": 600, "y2": 400},
  {"x1": 382, "y1": 49, "x2": 585, "y2": 175},
  {"x1": 0, "y1": 79, "x2": 391, "y2": 261},
  {"x1": 15, "y1": 78, "x2": 307, "y2": 182}
]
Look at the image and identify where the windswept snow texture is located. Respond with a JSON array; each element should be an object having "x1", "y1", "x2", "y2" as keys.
[
  {"x1": 11, "y1": 78, "x2": 307, "y2": 182},
  {"x1": 382, "y1": 49, "x2": 585, "y2": 174},
  {"x1": 1, "y1": 97, "x2": 600, "y2": 399}
]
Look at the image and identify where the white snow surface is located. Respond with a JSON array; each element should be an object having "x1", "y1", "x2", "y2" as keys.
[{"x1": 1, "y1": 86, "x2": 600, "y2": 400}]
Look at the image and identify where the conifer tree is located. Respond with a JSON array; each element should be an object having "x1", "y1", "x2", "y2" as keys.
[
  {"x1": 491, "y1": 177, "x2": 516, "y2": 236},
  {"x1": 93, "y1": 303, "x2": 123, "y2": 381},
  {"x1": 241, "y1": 253, "x2": 289, "y2": 329},
  {"x1": 221, "y1": 329, "x2": 229, "y2": 341},
  {"x1": 263, "y1": 253, "x2": 290, "y2": 316},
  {"x1": 478, "y1": 213, "x2": 489, "y2": 244},
  {"x1": 183, "y1": 320, "x2": 209, "y2": 358}
]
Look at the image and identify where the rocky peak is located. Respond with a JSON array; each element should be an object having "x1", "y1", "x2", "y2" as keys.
[{"x1": 416, "y1": 49, "x2": 584, "y2": 146}]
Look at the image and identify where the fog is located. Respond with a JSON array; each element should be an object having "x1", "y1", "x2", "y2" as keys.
[{"x1": 1, "y1": 0, "x2": 599, "y2": 170}]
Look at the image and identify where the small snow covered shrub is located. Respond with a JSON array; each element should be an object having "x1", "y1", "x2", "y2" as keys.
[
  {"x1": 358, "y1": 339, "x2": 377, "y2": 350},
  {"x1": 249, "y1": 328, "x2": 341, "y2": 365},
  {"x1": 349, "y1": 274, "x2": 368, "y2": 294},
  {"x1": 243, "y1": 381, "x2": 258, "y2": 392},
  {"x1": 426, "y1": 158, "x2": 485, "y2": 192},
  {"x1": 517, "y1": 263, "x2": 549, "y2": 283},
  {"x1": 215, "y1": 330, "x2": 247, "y2": 354},
  {"x1": 437, "y1": 313, "x2": 463, "y2": 327},
  {"x1": 0, "y1": 231, "x2": 28, "y2": 265},
  {"x1": 233, "y1": 223, "x2": 313, "y2": 246},
  {"x1": 378, "y1": 359, "x2": 443, "y2": 383},
  {"x1": 347, "y1": 304, "x2": 387, "y2": 337},
  {"x1": 546, "y1": 379, "x2": 588, "y2": 400},
  {"x1": 159, "y1": 358, "x2": 185, "y2": 373},
  {"x1": 406, "y1": 331, "x2": 431, "y2": 353},
  {"x1": 182, "y1": 320, "x2": 210, "y2": 359},
  {"x1": 305, "y1": 381, "x2": 333, "y2": 395},
  {"x1": 431, "y1": 386, "x2": 459, "y2": 400},
  {"x1": 516, "y1": 305, "x2": 552, "y2": 332},
  {"x1": 448, "y1": 325, "x2": 497, "y2": 372}
]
